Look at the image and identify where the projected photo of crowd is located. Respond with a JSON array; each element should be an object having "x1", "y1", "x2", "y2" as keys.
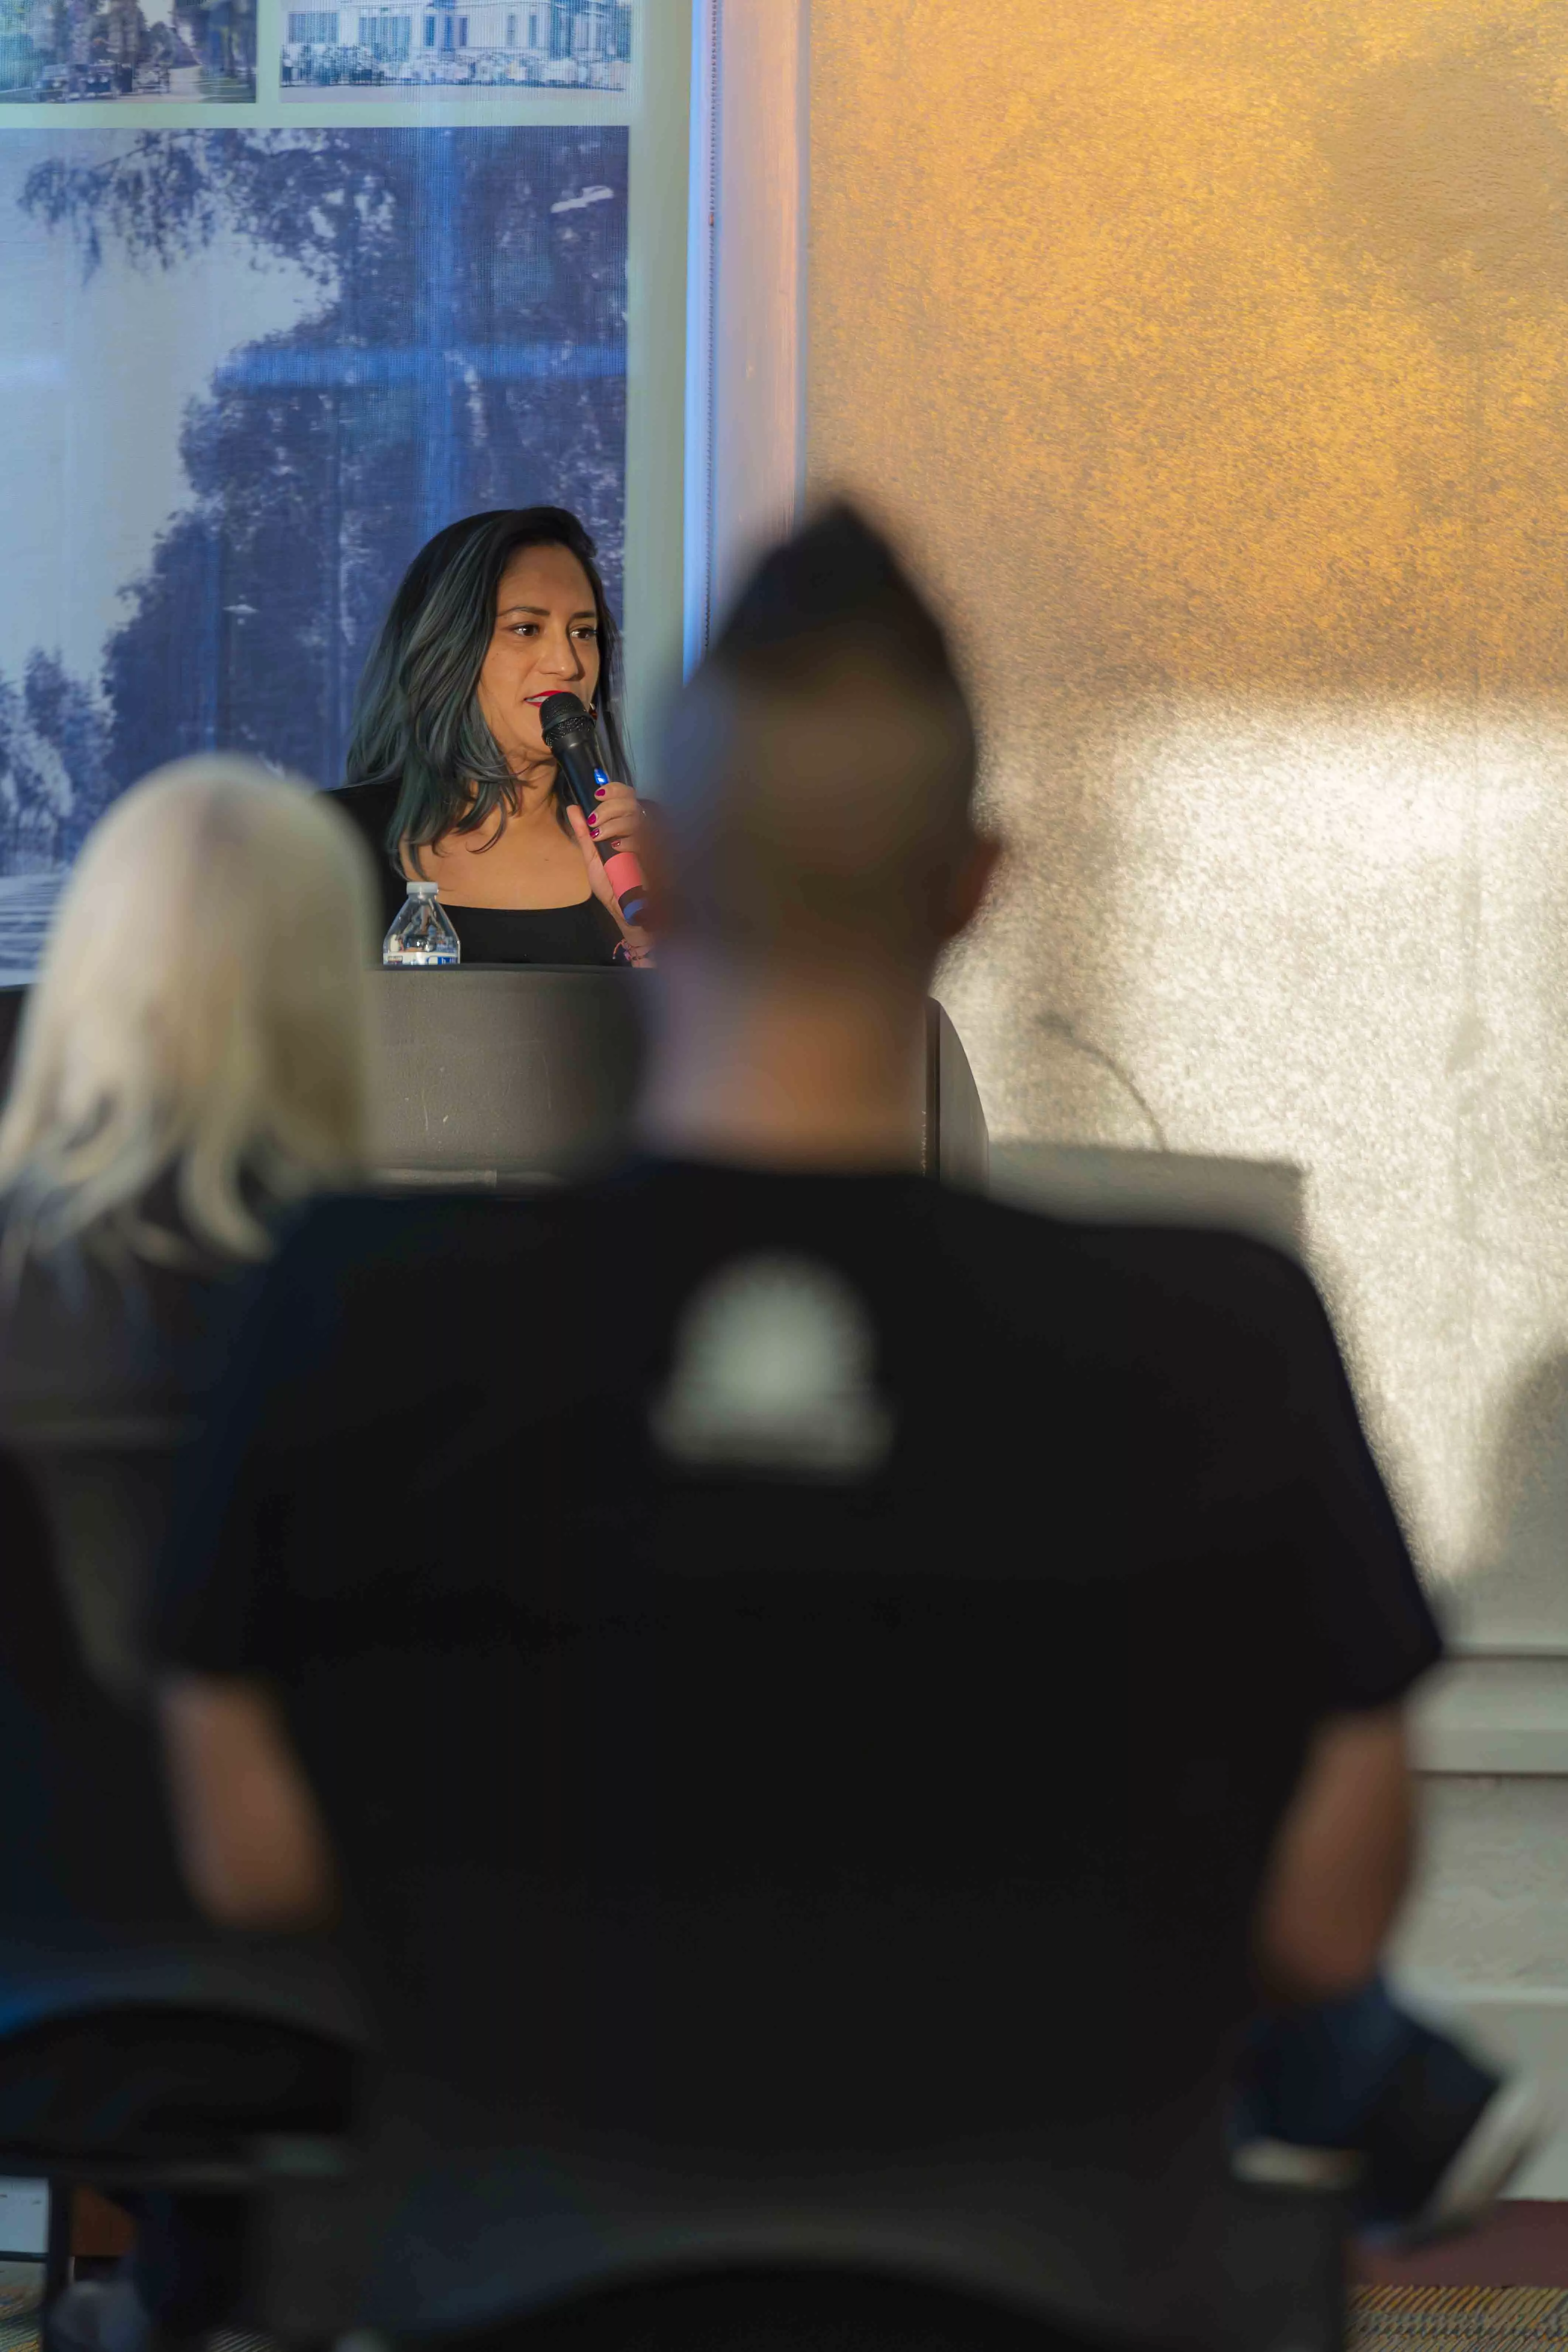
[
  {"x1": 0, "y1": 124, "x2": 627, "y2": 976},
  {"x1": 282, "y1": 0, "x2": 629, "y2": 92},
  {"x1": 0, "y1": 0, "x2": 254, "y2": 100}
]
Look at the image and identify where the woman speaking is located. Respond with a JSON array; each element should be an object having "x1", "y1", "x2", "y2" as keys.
[{"x1": 335, "y1": 507, "x2": 647, "y2": 966}]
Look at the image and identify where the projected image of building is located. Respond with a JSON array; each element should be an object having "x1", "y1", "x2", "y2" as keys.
[{"x1": 281, "y1": 0, "x2": 629, "y2": 89}]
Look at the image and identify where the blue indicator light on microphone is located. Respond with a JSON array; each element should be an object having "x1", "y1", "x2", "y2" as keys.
[{"x1": 593, "y1": 768, "x2": 609, "y2": 788}]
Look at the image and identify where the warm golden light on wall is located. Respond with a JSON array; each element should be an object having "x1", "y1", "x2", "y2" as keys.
[
  {"x1": 814, "y1": 0, "x2": 1568, "y2": 696},
  {"x1": 811, "y1": 1, "x2": 1568, "y2": 1613}
]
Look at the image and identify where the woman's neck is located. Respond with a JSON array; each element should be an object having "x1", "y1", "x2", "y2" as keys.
[
  {"x1": 493, "y1": 756, "x2": 560, "y2": 831},
  {"x1": 401, "y1": 760, "x2": 584, "y2": 905}
]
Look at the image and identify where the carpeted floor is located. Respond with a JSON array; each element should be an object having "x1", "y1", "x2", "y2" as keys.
[
  {"x1": 0, "y1": 2265, "x2": 274, "y2": 2352},
  {"x1": 0, "y1": 2305, "x2": 1556, "y2": 2352},
  {"x1": 1358, "y1": 2208, "x2": 1568, "y2": 2294},
  {"x1": 0, "y1": 2325, "x2": 271, "y2": 2352},
  {"x1": 0, "y1": 2264, "x2": 1561, "y2": 2349},
  {"x1": 1351, "y1": 2286, "x2": 1568, "y2": 2348}
]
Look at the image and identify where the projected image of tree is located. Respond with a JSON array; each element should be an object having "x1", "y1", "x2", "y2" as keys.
[{"x1": 0, "y1": 126, "x2": 627, "y2": 963}]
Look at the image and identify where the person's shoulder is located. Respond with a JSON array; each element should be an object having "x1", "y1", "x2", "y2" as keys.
[
  {"x1": 228, "y1": 1188, "x2": 583, "y2": 1437},
  {"x1": 329, "y1": 777, "x2": 398, "y2": 815},
  {"x1": 326, "y1": 777, "x2": 399, "y2": 852},
  {"x1": 926, "y1": 1185, "x2": 1329, "y2": 1358},
  {"x1": 0, "y1": 1226, "x2": 210, "y2": 1425},
  {"x1": 270, "y1": 1185, "x2": 575, "y2": 1293},
  {"x1": 921, "y1": 1179, "x2": 1301, "y2": 1285},
  {"x1": 1077, "y1": 1213, "x2": 1322, "y2": 1328}
]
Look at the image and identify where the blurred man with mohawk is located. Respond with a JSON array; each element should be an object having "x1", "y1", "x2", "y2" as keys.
[{"x1": 158, "y1": 505, "x2": 1441, "y2": 2352}]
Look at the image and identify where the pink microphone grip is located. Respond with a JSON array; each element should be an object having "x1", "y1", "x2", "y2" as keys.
[{"x1": 601, "y1": 843, "x2": 649, "y2": 923}]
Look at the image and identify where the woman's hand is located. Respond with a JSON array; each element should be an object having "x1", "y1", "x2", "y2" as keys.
[
  {"x1": 567, "y1": 801, "x2": 656, "y2": 966},
  {"x1": 565, "y1": 784, "x2": 642, "y2": 890},
  {"x1": 587, "y1": 780, "x2": 642, "y2": 849}
]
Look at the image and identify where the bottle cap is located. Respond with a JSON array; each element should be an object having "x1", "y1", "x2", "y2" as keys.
[{"x1": 406, "y1": 880, "x2": 440, "y2": 898}]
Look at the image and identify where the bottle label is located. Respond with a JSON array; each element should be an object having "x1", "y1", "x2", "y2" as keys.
[{"x1": 384, "y1": 949, "x2": 458, "y2": 967}]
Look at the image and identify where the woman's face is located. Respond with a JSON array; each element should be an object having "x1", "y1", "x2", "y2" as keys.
[{"x1": 475, "y1": 542, "x2": 604, "y2": 770}]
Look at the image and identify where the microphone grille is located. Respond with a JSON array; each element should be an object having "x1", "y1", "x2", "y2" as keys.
[{"x1": 538, "y1": 691, "x2": 591, "y2": 743}]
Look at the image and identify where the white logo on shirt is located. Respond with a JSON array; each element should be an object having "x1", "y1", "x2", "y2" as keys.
[{"x1": 650, "y1": 1253, "x2": 895, "y2": 1479}]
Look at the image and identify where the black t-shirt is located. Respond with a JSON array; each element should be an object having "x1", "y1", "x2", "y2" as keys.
[
  {"x1": 331, "y1": 779, "x2": 624, "y2": 966},
  {"x1": 158, "y1": 1164, "x2": 1441, "y2": 2331}
]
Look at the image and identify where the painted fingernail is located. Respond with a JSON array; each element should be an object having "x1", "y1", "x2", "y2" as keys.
[{"x1": 594, "y1": 785, "x2": 606, "y2": 798}]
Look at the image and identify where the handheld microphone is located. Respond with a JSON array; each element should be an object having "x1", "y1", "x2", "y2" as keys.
[{"x1": 537, "y1": 691, "x2": 651, "y2": 929}]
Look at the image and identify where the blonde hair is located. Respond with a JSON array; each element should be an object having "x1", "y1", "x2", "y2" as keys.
[{"x1": 0, "y1": 754, "x2": 377, "y2": 1269}]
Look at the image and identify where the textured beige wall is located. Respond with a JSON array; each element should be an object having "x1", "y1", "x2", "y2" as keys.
[{"x1": 809, "y1": 0, "x2": 1568, "y2": 1619}]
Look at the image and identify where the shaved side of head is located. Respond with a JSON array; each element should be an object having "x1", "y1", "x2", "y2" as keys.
[{"x1": 655, "y1": 506, "x2": 980, "y2": 978}]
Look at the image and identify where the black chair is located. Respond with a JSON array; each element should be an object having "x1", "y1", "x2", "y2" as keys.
[
  {"x1": 389, "y1": 2262, "x2": 1313, "y2": 2352},
  {"x1": 0, "y1": 2000, "x2": 363, "y2": 2348},
  {"x1": 7, "y1": 1411, "x2": 194, "y2": 1703},
  {"x1": 355, "y1": 2172, "x2": 1349, "y2": 2352},
  {"x1": 0, "y1": 1442, "x2": 368, "y2": 2341}
]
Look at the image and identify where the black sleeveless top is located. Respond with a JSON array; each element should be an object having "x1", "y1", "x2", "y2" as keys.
[{"x1": 330, "y1": 780, "x2": 625, "y2": 968}]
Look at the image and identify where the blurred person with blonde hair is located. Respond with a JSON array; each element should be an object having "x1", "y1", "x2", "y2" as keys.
[
  {"x1": 0, "y1": 750, "x2": 373, "y2": 1282},
  {"x1": 0, "y1": 753, "x2": 376, "y2": 1693},
  {"x1": 0, "y1": 756, "x2": 374, "y2": 2352}
]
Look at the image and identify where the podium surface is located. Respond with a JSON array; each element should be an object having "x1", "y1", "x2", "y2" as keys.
[
  {"x1": 365, "y1": 968, "x2": 987, "y2": 1189},
  {"x1": 367, "y1": 967, "x2": 644, "y2": 1187}
]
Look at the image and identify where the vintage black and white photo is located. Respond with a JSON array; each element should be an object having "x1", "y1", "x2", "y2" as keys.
[{"x1": 282, "y1": 0, "x2": 630, "y2": 93}]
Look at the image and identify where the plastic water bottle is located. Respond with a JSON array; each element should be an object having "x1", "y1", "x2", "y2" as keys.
[{"x1": 383, "y1": 879, "x2": 460, "y2": 967}]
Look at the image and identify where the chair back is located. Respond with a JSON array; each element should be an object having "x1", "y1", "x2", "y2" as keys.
[
  {"x1": 386, "y1": 2267, "x2": 1206, "y2": 2352},
  {"x1": 14, "y1": 1417, "x2": 190, "y2": 1700}
]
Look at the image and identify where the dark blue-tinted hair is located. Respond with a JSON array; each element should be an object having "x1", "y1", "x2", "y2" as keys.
[{"x1": 345, "y1": 507, "x2": 631, "y2": 866}]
